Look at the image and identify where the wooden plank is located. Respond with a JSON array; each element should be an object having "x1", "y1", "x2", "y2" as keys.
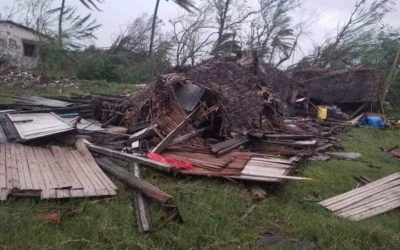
[
  {"x1": 24, "y1": 145, "x2": 46, "y2": 191},
  {"x1": 131, "y1": 162, "x2": 151, "y2": 233},
  {"x1": 87, "y1": 144, "x2": 172, "y2": 173},
  {"x1": 152, "y1": 108, "x2": 198, "y2": 154},
  {"x1": 33, "y1": 147, "x2": 57, "y2": 199},
  {"x1": 95, "y1": 157, "x2": 172, "y2": 204},
  {"x1": 319, "y1": 173, "x2": 400, "y2": 207},
  {"x1": 0, "y1": 188, "x2": 8, "y2": 200},
  {"x1": 242, "y1": 167, "x2": 288, "y2": 176},
  {"x1": 16, "y1": 144, "x2": 34, "y2": 190},
  {"x1": 60, "y1": 148, "x2": 97, "y2": 197},
  {"x1": 250, "y1": 157, "x2": 294, "y2": 165},
  {"x1": 71, "y1": 150, "x2": 109, "y2": 196},
  {"x1": 239, "y1": 171, "x2": 311, "y2": 180},
  {"x1": 14, "y1": 144, "x2": 27, "y2": 190},
  {"x1": 337, "y1": 186, "x2": 400, "y2": 217},
  {"x1": 5, "y1": 144, "x2": 18, "y2": 189},
  {"x1": 349, "y1": 198, "x2": 400, "y2": 221},
  {"x1": 0, "y1": 144, "x2": 6, "y2": 189},
  {"x1": 75, "y1": 139, "x2": 117, "y2": 192},
  {"x1": 324, "y1": 180, "x2": 400, "y2": 211},
  {"x1": 50, "y1": 146, "x2": 83, "y2": 189},
  {"x1": 334, "y1": 184, "x2": 400, "y2": 214},
  {"x1": 211, "y1": 137, "x2": 249, "y2": 156},
  {"x1": 245, "y1": 160, "x2": 292, "y2": 169},
  {"x1": 42, "y1": 147, "x2": 72, "y2": 189}
]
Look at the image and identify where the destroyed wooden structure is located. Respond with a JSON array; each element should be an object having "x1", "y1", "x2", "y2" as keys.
[
  {"x1": 84, "y1": 54, "x2": 347, "y2": 183},
  {"x1": 3, "y1": 53, "x2": 390, "y2": 231},
  {"x1": 0, "y1": 143, "x2": 117, "y2": 200},
  {"x1": 292, "y1": 68, "x2": 379, "y2": 113}
]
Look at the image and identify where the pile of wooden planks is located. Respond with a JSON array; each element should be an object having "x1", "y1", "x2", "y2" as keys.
[
  {"x1": 319, "y1": 172, "x2": 400, "y2": 221},
  {"x1": 0, "y1": 143, "x2": 117, "y2": 200}
]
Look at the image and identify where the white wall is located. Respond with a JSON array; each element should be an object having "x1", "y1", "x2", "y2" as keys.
[{"x1": 0, "y1": 22, "x2": 41, "y2": 69}]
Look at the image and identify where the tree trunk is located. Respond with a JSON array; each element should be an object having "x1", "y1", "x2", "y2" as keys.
[
  {"x1": 217, "y1": 0, "x2": 231, "y2": 45},
  {"x1": 58, "y1": 0, "x2": 66, "y2": 47},
  {"x1": 149, "y1": 0, "x2": 161, "y2": 57},
  {"x1": 381, "y1": 45, "x2": 400, "y2": 103}
]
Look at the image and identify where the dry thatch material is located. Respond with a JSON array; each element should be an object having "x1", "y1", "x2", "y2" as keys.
[
  {"x1": 293, "y1": 68, "x2": 379, "y2": 104},
  {"x1": 121, "y1": 54, "x2": 291, "y2": 137}
]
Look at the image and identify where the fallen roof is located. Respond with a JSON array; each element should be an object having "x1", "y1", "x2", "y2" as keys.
[
  {"x1": 293, "y1": 68, "x2": 379, "y2": 104},
  {"x1": 0, "y1": 143, "x2": 117, "y2": 200},
  {"x1": 0, "y1": 20, "x2": 47, "y2": 38}
]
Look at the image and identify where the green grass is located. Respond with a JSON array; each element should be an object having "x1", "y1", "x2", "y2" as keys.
[{"x1": 0, "y1": 83, "x2": 400, "y2": 249}]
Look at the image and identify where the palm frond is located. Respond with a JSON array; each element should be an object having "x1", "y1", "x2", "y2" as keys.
[
  {"x1": 79, "y1": 0, "x2": 103, "y2": 11},
  {"x1": 171, "y1": 0, "x2": 197, "y2": 12}
]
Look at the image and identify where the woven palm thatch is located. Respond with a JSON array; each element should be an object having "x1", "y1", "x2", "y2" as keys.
[{"x1": 293, "y1": 68, "x2": 379, "y2": 104}]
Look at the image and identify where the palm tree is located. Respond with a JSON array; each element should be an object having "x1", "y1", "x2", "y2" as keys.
[
  {"x1": 79, "y1": 0, "x2": 196, "y2": 57},
  {"x1": 149, "y1": 0, "x2": 195, "y2": 56}
]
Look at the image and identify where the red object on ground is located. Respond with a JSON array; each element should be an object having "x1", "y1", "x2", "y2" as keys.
[
  {"x1": 47, "y1": 213, "x2": 61, "y2": 224},
  {"x1": 147, "y1": 152, "x2": 193, "y2": 170}
]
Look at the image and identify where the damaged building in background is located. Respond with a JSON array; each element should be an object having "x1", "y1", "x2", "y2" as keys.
[
  {"x1": 293, "y1": 68, "x2": 380, "y2": 114},
  {"x1": 0, "y1": 20, "x2": 45, "y2": 69}
]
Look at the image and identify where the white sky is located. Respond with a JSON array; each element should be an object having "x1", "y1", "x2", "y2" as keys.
[{"x1": 1, "y1": 0, "x2": 400, "y2": 58}]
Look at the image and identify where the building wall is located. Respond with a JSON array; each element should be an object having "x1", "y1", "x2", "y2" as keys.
[{"x1": 0, "y1": 22, "x2": 42, "y2": 69}]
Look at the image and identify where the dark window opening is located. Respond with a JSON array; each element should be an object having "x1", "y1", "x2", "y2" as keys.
[{"x1": 23, "y1": 42, "x2": 36, "y2": 57}]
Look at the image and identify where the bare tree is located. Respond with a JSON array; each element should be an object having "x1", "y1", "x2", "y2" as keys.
[
  {"x1": 247, "y1": 0, "x2": 302, "y2": 67},
  {"x1": 310, "y1": 0, "x2": 394, "y2": 68},
  {"x1": 207, "y1": 0, "x2": 256, "y2": 54},
  {"x1": 149, "y1": 0, "x2": 196, "y2": 57},
  {"x1": 169, "y1": 5, "x2": 215, "y2": 66}
]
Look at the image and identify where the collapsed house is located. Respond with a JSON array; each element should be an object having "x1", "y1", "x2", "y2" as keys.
[
  {"x1": 90, "y1": 54, "x2": 342, "y2": 182},
  {"x1": 0, "y1": 53, "x2": 394, "y2": 229},
  {"x1": 292, "y1": 68, "x2": 380, "y2": 113}
]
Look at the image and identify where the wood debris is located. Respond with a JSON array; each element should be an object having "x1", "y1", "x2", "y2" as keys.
[
  {"x1": 0, "y1": 143, "x2": 117, "y2": 200},
  {"x1": 319, "y1": 172, "x2": 400, "y2": 221}
]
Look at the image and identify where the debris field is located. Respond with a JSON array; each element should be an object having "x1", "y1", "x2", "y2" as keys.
[{"x1": 0, "y1": 53, "x2": 398, "y2": 231}]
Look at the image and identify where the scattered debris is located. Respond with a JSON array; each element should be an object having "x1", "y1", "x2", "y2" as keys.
[
  {"x1": 2, "y1": 113, "x2": 74, "y2": 142},
  {"x1": 249, "y1": 185, "x2": 268, "y2": 199},
  {"x1": 324, "y1": 152, "x2": 362, "y2": 160},
  {"x1": 319, "y1": 172, "x2": 400, "y2": 221},
  {"x1": 389, "y1": 148, "x2": 400, "y2": 160},
  {"x1": 257, "y1": 231, "x2": 315, "y2": 249},
  {"x1": 0, "y1": 143, "x2": 117, "y2": 200},
  {"x1": 0, "y1": 53, "x2": 392, "y2": 232}
]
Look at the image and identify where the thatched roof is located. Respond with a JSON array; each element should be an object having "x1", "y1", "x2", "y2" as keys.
[{"x1": 293, "y1": 68, "x2": 379, "y2": 104}]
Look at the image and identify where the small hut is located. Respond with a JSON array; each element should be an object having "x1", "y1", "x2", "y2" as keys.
[{"x1": 293, "y1": 68, "x2": 379, "y2": 111}]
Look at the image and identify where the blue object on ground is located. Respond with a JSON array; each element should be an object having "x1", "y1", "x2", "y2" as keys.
[{"x1": 360, "y1": 115, "x2": 385, "y2": 128}]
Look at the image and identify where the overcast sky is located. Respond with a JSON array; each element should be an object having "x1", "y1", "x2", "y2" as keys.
[{"x1": 1, "y1": 0, "x2": 400, "y2": 58}]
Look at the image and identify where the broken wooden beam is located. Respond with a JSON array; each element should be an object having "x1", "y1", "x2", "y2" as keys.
[
  {"x1": 210, "y1": 137, "x2": 250, "y2": 156},
  {"x1": 101, "y1": 114, "x2": 121, "y2": 128},
  {"x1": 87, "y1": 144, "x2": 173, "y2": 173},
  {"x1": 95, "y1": 157, "x2": 173, "y2": 204},
  {"x1": 130, "y1": 162, "x2": 151, "y2": 233},
  {"x1": 172, "y1": 128, "x2": 207, "y2": 145},
  {"x1": 152, "y1": 108, "x2": 198, "y2": 153}
]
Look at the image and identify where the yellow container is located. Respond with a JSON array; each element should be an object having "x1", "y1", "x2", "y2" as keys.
[{"x1": 317, "y1": 106, "x2": 328, "y2": 120}]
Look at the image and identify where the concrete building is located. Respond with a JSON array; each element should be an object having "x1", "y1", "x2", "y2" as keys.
[{"x1": 0, "y1": 20, "x2": 45, "y2": 69}]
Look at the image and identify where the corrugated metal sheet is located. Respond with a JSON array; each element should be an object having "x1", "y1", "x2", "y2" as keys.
[
  {"x1": 7, "y1": 113, "x2": 74, "y2": 141},
  {"x1": 173, "y1": 82, "x2": 205, "y2": 112}
]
